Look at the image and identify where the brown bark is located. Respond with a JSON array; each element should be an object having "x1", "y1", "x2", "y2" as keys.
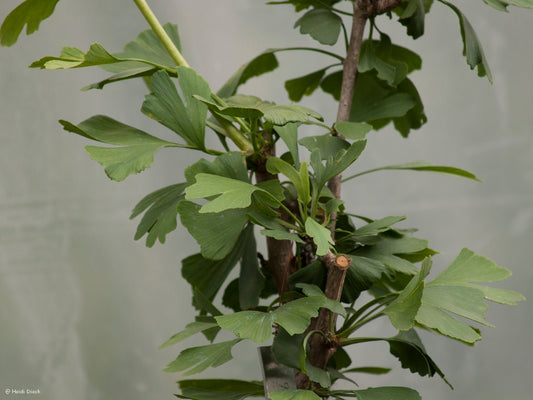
[
  {"x1": 301, "y1": 0, "x2": 403, "y2": 387},
  {"x1": 254, "y1": 139, "x2": 294, "y2": 294},
  {"x1": 327, "y1": 3, "x2": 368, "y2": 233},
  {"x1": 309, "y1": 253, "x2": 351, "y2": 369}
]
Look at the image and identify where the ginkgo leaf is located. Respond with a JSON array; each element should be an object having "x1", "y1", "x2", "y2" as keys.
[
  {"x1": 310, "y1": 140, "x2": 367, "y2": 190},
  {"x1": 216, "y1": 295, "x2": 343, "y2": 342},
  {"x1": 270, "y1": 390, "x2": 321, "y2": 400},
  {"x1": 177, "y1": 379, "x2": 264, "y2": 400},
  {"x1": 103, "y1": 23, "x2": 182, "y2": 72},
  {"x1": 344, "y1": 332, "x2": 449, "y2": 386},
  {"x1": 299, "y1": 135, "x2": 350, "y2": 161},
  {"x1": 185, "y1": 174, "x2": 279, "y2": 214},
  {"x1": 334, "y1": 121, "x2": 373, "y2": 141},
  {"x1": 274, "y1": 123, "x2": 300, "y2": 165},
  {"x1": 351, "y1": 216, "x2": 406, "y2": 237},
  {"x1": 305, "y1": 219, "x2": 334, "y2": 256},
  {"x1": 485, "y1": 0, "x2": 533, "y2": 9},
  {"x1": 195, "y1": 94, "x2": 323, "y2": 126},
  {"x1": 60, "y1": 116, "x2": 177, "y2": 181},
  {"x1": 0, "y1": 0, "x2": 59, "y2": 47},
  {"x1": 272, "y1": 296, "x2": 329, "y2": 335},
  {"x1": 440, "y1": 0, "x2": 492, "y2": 82},
  {"x1": 341, "y1": 386, "x2": 422, "y2": 400},
  {"x1": 285, "y1": 68, "x2": 328, "y2": 102},
  {"x1": 294, "y1": 9, "x2": 342, "y2": 46},
  {"x1": 83, "y1": 23, "x2": 182, "y2": 89},
  {"x1": 388, "y1": 330, "x2": 452, "y2": 387},
  {"x1": 218, "y1": 50, "x2": 279, "y2": 98},
  {"x1": 415, "y1": 248, "x2": 525, "y2": 343},
  {"x1": 359, "y1": 36, "x2": 422, "y2": 86},
  {"x1": 178, "y1": 201, "x2": 248, "y2": 260},
  {"x1": 164, "y1": 339, "x2": 242, "y2": 375},
  {"x1": 261, "y1": 229, "x2": 305, "y2": 243},
  {"x1": 296, "y1": 283, "x2": 346, "y2": 316},
  {"x1": 142, "y1": 68, "x2": 211, "y2": 150},
  {"x1": 343, "y1": 160, "x2": 480, "y2": 182},
  {"x1": 266, "y1": 157, "x2": 310, "y2": 206},
  {"x1": 216, "y1": 312, "x2": 274, "y2": 343},
  {"x1": 159, "y1": 320, "x2": 219, "y2": 348},
  {"x1": 395, "y1": 0, "x2": 432, "y2": 39},
  {"x1": 383, "y1": 258, "x2": 431, "y2": 330},
  {"x1": 130, "y1": 183, "x2": 187, "y2": 247},
  {"x1": 30, "y1": 23, "x2": 182, "y2": 76}
]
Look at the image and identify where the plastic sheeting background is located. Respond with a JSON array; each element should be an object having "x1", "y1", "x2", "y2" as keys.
[{"x1": 1, "y1": 1, "x2": 532, "y2": 399}]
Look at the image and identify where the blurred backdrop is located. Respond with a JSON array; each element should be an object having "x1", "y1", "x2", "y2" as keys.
[{"x1": 0, "y1": 1, "x2": 532, "y2": 399}]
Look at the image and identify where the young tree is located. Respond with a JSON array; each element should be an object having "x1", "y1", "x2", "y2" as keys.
[{"x1": 1, "y1": 1, "x2": 530, "y2": 399}]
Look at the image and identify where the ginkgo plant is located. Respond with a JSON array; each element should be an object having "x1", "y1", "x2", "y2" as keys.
[{"x1": 1, "y1": 0, "x2": 530, "y2": 399}]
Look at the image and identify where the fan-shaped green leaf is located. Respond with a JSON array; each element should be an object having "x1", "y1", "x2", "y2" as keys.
[
  {"x1": 81, "y1": 23, "x2": 182, "y2": 89},
  {"x1": 177, "y1": 379, "x2": 264, "y2": 400},
  {"x1": 142, "y1": 69, "x2": 211, "y2": 150},
  {"x1": 483, "y1": 0, "x2": 533, "y2": 10},
  {"x1": 60, "y1": 116, "x2": 176, "y2": 181},
  {"x1": 30, "y1": 23, "x2": 181, "y2": 77},
  {"x1": 299, "y1": 135, "x2": 350, "y2": 161},
  {"x1": 218, "y1": 51, "x2": 279, "y2": 98},
  {"x1": 160, "y1": 320, "x2": 219, "y2": 348},
  {"x1": 185, "y1": 174, "x2": 279, "y2": 214},
  {"x1": 178, "y1": 201, "x2": 248, "y2": 260},
  {"x1": 274, "y1": 123, "x2": 300, "y2": 165},
  {"x1": 383, "y1": 258, "x2": 431, "y2": 330},
  {"x1": 106, "y1": 23, "x2": 182, "y2": 72},
  {"x1": 266, "y1": 157, "x2": 310, "y2": 206},
  {"x1": 343, "y1": 386, "x2": 422, "y2": 400},
  {"x1": 352, "y1": 216, "x2": 406, "y2": 237},
  {"x1": 196, "y1": 94, "x2": 322, "y2": 126},
  {"x1": 270, "y1": 390, "x2": 321, "y2": 400},
  {"x1": 216, "y1": 312, "x2": 274, "y2": 343},
  {"x1": 164, "y1": 339, "x2": 241, "y2": 375},
  {"x1": 305, "y1": 219, "x2": 334, "y2": 256},
  {"x1": 440, "y1": 0, "x2": 492, "y2": 82},
  {"x1": 415, "y1": 248, "x2": 525, "y2": 343},
  {"x1": 130, "y1": 183, "x2": 187, "y2": 247},
  {"x1": 285, "y1": 68, "x2": 327, "y2": 102},
  {"x1": 0, "y1": 0, "x2": 59, "y2": 47},
  {"x1": 272, "y1": 296, "x2": 328, "y2": 335},
  {"x1": 294, "y1": 9, "x2": 342, "y2": 46},
  {"x1": 334, "y1": 121, "x2": 373, "y2": 141}
]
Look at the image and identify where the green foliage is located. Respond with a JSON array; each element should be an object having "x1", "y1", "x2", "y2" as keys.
[
  {"x1": 60, "y1": 116, "x2": 178, "y2": 181},
  {"x1": 130, "y1": 183, "x2": 187, "y2": 246},
  {"x1": 304, "y1": 218, "x2": 334, "y2": 255},
  {"x1": 383, "y1": 258, "x2": 431, "y2": 330},
  {"x1": 176, "y1": 379, "x2": 264, "y2": 400},
  {"x1": 343, "y1": 161, "x2": 481, "y2": 182},
  {"x1": 142, "y1": 69, "x2": 211, "y2": 151},
  {"x1": 440, "y1": 0, "x2": 492, "y2": 82},
  {"x1": 415, "y1": 248, "x2": 525, "y2": 343},
  {"x1": 0, "y1": 0, "x2": 59, "y2": 47},
  {"x1": 327, "y1": 386, "x2": 422, "y2": 400},
  {"x1": 294, "y1": 9, "x2": 343, "y2": 45},
  {"x1": 30, "y1": 23, "x2": 182, "y2": 90},
  {"x1": 215, "y1": 288, "x2": 344, "y2": 342},
  {"x1": 270, "y1": 390, "x2": 321, "y2": 400},
  {"x1": 4, "y1": 1, "x2": 528, "y2": 399},
  {"x1": 164, "y1": 339, "x2": 242, "y2": 375}
]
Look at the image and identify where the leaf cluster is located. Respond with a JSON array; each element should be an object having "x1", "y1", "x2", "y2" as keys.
[{"x1": 1, "y1": 1, "x2": 530, "y2": 400}]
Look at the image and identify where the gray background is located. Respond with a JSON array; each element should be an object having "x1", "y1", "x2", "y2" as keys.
[{"x1": 0, "y1": 1, "x2": 531, "y2": 399}]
